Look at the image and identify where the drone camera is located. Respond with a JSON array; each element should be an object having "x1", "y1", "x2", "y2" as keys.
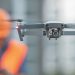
[{"x1": 43, "y1": 23, "x2": 64, "y2": 40}]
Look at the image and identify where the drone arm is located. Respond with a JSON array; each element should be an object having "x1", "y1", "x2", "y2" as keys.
[
  {"x1": 17, "y1": 26, "x2": 23, "y2": 41},
  {"x1": 20, "y1": 24, "x2": 44, "y2": 29},
  {"x1": 64, "y1": 24, "x2": 75, "y2": 29}
]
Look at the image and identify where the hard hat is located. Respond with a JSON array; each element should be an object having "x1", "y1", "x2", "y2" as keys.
[{"x1": 0, "y1": 8, "x2": 11, "y2": 39}]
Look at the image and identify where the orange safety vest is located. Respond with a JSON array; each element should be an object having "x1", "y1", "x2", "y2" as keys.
[{"x1": 0, "y1": 40, "x2": 28, "y2": 74}]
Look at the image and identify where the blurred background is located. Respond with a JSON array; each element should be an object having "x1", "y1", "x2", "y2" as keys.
[{"x1": 1, "y1": 0, "x2": 75, "y2": 75}]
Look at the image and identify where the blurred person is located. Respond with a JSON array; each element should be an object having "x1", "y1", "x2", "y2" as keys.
[{"x1": 0, "y1": 8, "x2": 28, "y2": 75}]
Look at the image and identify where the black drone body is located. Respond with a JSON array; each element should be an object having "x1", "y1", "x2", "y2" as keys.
[{"x1": 9, "y1": 19, "x2": 75, "y2": 41}]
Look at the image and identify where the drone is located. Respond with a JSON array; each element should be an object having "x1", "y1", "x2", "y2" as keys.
[{"x1": 10, "y1": 19, "x2": 75, "y2": 41}]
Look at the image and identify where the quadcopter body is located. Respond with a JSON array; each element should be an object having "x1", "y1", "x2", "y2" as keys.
[
  {"x1": 1, "y1": 19, "x2": 75, "y2": 41},
  {"x1": 12, "y1": 19, "x2": 75, "y2": 41}
]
